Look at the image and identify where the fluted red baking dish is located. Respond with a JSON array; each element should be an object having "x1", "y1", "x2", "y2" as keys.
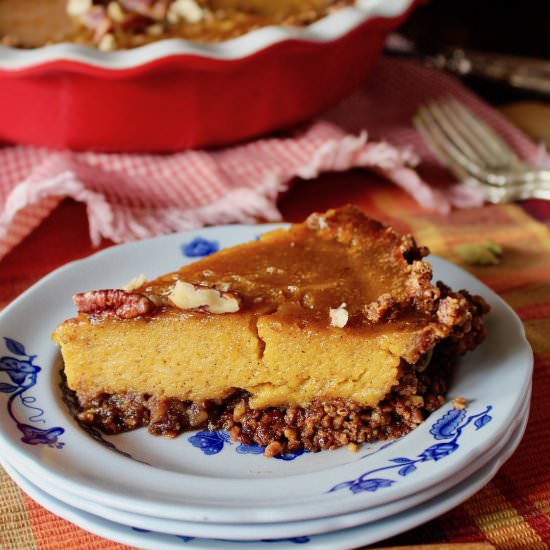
[{"x1": 0, "y1": 0, "x2": 417, "y2": 152}]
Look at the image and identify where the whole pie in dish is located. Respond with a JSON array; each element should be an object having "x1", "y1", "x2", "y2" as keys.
[
  {"x1": 0, "y1": 0, "x2": 355, "y2": 50},
  {"x1": 52, "y1": 206, "x2": 489, "y2": 457}
]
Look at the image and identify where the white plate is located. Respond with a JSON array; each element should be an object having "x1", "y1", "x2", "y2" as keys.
[
  {"x1": 1, "y1": 404, "x2": 529, "y2": 550},
  {"x1": 0, "y1": 224, "x2": 533, "y2": 524},
  {"x1": 6, "y1": 388, "x2": 531, "y2": 541}
]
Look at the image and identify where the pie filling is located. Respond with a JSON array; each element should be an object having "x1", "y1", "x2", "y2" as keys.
[
  {"x1": 0, "y1": 0, "x2": 355, "y2": 50},
  {"x1": 52, "y1": 206, "x2": 490, "y2": 457}
]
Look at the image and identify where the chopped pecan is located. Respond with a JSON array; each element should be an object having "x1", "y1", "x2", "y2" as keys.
[
  {"x1": 407, "y1": 260, "x2": 440, "y2": 311},
  {"x1": 168, "y1": 0, "x2": 205, "y2": 23},
  {"x1": 120, "y1": 0, "x2": 170, "y2": 20},
  {"x1": 98, "y1": 33, "x2": 117, "y2": 51},
  {"x1": 168, "y1": 281, "x2": 241, "y2": 314},
  {"x1": 264, "y1": 441, "x2": 284, "y2": 458},
  {"x1": 73, "y1": 289, "x2": 155, "y2": 319},
  {"x1": 80, "y1": 6, "x2": 113, "y2": 42},
  {"x1": 437, "y1": 295, "x2": 471, "y2": 328},
  {"x1": 67, "y1": 0, "x2": 93, "y2": 17},
  {"x1": 364, "y1": 293, "x2": 398, "y2": 323},
  {"x1": 123, "y1": 274, "x2": 148, "y2": 292},
  {"x1": 329, "y1": 303, "x2": 349, "y2": 328}
]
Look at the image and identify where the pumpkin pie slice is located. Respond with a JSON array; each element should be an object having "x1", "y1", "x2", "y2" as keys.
[{"x1": 52, "y1": 206, "x2": 489, "y2": 456}]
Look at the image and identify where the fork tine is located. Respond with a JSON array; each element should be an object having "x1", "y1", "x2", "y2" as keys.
[
  {"x1": 414, "y1": 113, "x2": 520, "y2": 204},
  {"x1": 423, "y1": 101, "x2": 487, "y2": 166},
  {"x1": 447, "y1": 99, "x2": 522, "y2": 166},
  {"x1": 414, "y1": 112, "x2": 497, "y2": 201},
  {"x1": 435, "y1": 100, "x2": 503, "y2": 168},
  {"x1": 414, "y1": 108, "x2": 486, "y2": 183},
  {"x1": 413, "y1": 109, "x2": 450, "y2": 166},
  {"x1": 415, "y1": 106, "x2": 487, "y2": 178},
  {"x1": 415, "y1": 100, "x2": 550, "y2": 203}
]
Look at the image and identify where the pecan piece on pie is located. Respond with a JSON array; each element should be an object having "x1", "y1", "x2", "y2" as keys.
[{"x1": 73, "y1": 289, "x2": 156, "y2": 319}]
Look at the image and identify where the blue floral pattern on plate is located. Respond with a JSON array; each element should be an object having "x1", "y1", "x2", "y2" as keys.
[
  {"x1": 189, "y1": 430, "x2": 307, "y2": 461},
  {"x1": 182, "y1": 237, "x2": 219, "y2": 258},
  {"x1": 188, "y1": 430, "x2": 231, "y2": 456},
  {"x1": 328, "y1": 405, "x2": 492, "y2": 495},
  {"x1": 1, "y1": 337, "x2": 65, "y2": 448}
]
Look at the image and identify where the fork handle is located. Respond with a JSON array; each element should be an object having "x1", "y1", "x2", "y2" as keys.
[
  {"x1": 481, "y1": 181, "x2": 550, "y2": 202},
  {"x1": 519, "y1": 170, "x2": 550, "y2": 186},
  {"x1": 491, "y1": 187, "x2": 550, "y2": 202},
  {"x1": 495, "y1": 169, "x2": 550, "y2": 188},
  {"x1": 428, "y1": 50, "x2": 550, "y2": 97}
]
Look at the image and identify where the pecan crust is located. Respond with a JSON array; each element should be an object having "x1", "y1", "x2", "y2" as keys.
[{"x1": 73, "y1": 290, "x2": 155, "y2": 319}]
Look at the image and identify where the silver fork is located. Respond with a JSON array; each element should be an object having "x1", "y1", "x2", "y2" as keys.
[{"x1": 413, "y1": 98, "x2": 550, "y2": 202}]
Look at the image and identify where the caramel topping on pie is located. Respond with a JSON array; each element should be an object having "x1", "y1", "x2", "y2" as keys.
[{"x1": 142, "y1": 207, "x2": 432, "y2": 327}]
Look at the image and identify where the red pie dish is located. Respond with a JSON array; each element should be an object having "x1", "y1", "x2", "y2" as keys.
[{"x1": 0, "y1": 0, "x2": 417, "y2": 152}]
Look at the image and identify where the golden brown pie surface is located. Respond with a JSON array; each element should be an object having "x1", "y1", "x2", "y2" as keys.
[
  {"x1": 0, "y1": 0, "x2": 354, "y2": 50},
  {"x1": 52, "y1": 206, "x2": 489, "y2": 456}
]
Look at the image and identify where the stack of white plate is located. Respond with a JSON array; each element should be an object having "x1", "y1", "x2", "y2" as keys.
[{"x1": 0, "y1": 225, "x2": 533, "y2": 550}]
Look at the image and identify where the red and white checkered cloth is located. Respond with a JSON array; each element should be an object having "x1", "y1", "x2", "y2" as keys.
[{"x1": 0, "y1": 57, "x2": 542, "y2": 262}]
